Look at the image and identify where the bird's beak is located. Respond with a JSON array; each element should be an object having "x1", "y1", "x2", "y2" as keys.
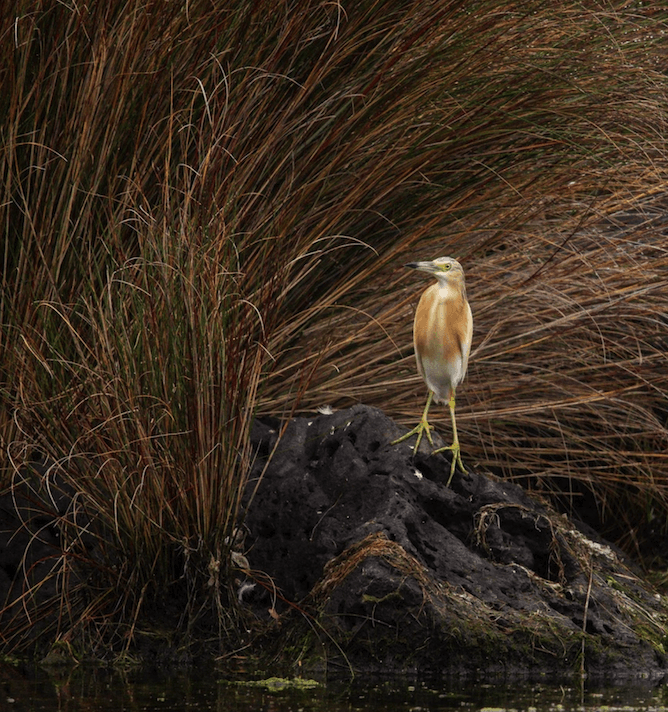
[{"x1": 405, "y1": 261, "x2": 437, "y2": 273}]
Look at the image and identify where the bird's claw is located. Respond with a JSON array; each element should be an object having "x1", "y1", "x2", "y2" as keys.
[
  {"x1": 432, "y1": 442, "x2": 465, "y2": 486},
  {"x1": 391, "y1": 418, "x2": 434, "y2": 452}
]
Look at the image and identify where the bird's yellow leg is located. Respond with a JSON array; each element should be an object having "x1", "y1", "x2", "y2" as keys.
[
  {"x1": 391, "y1": 391, "x2": 435, "y2": 452},
  {"x1": 432, "y1": 392, "x2": 465, "y2": 486}
]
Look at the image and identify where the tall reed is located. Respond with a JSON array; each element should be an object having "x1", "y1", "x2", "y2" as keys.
[{"x1": 1, "y1": 0, "x2": 667, "y2": 653}]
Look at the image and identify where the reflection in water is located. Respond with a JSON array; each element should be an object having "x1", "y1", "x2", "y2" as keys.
[{"x1": 2, "y1": 662, "x2": 668, "y2": 711}]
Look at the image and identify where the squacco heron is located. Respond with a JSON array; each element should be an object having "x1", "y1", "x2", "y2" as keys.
[{"x1": 392, "y1": 256, "x2": 473, "y2": 485}]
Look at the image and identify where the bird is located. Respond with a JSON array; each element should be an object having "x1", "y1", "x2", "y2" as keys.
[{"x1": 391, "y1": 256, "x2": 473, "y2": 486}]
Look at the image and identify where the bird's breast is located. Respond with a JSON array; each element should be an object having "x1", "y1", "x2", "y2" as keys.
[{"x1": 413, "y1": 284, "x2": 472, "y2": 402}]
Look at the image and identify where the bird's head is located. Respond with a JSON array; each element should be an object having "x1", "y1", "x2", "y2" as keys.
[{"x1": 405, "y1": 256, "x2": 465, "y2": 285}]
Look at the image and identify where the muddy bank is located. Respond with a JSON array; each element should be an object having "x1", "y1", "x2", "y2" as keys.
[{"x1": 2, "y1": 404, "x2": 667, "y2": 678}]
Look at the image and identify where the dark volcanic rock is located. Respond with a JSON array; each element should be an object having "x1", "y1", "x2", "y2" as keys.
[{"x1": 244, "y1": 404, "x2": 668, "y2": 677}]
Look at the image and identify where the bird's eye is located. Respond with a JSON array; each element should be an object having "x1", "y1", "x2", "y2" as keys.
[{"x1": 442, "y1": 264, "x2": 451, "y2": 271}]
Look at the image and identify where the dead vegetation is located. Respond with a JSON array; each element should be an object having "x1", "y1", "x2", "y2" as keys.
[{"x1": 1, "y1": 0, "x2": 668, "y2": 655}]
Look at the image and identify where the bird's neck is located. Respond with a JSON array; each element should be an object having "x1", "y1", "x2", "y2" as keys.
[{"x1": 436, "y1": 280, "x2": 463, "y2": 302}]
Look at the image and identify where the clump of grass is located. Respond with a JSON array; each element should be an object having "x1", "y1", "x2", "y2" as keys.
[{"x1": 1, "y1": 0, "x2": 668, "y2": 656}]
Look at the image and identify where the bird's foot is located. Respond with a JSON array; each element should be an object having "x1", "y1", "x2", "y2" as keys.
[
  {"x1": 391, "y1": 418, "x2": 435, "y2": 453},
  {"x1": 431, "y1": 442, "x2": 465, "y2": 486}
]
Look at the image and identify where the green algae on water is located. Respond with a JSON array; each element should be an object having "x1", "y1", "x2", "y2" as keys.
[{"x1": 225, "y1": 677, "x2": 321, "y2": 692}]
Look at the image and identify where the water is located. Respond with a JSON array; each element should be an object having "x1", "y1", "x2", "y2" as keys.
[{"x1": 3, "y1": 663, "x2": 668, "y2": 712}]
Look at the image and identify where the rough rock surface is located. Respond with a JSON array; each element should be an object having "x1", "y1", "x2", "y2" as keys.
[{"x1": 243, "y1": 404, "x2": 668, "y2": 677}]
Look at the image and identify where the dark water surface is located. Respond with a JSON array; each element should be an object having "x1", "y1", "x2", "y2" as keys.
[{"x1": 3, "y1": 664, "x2": 668, "y2": 711}]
